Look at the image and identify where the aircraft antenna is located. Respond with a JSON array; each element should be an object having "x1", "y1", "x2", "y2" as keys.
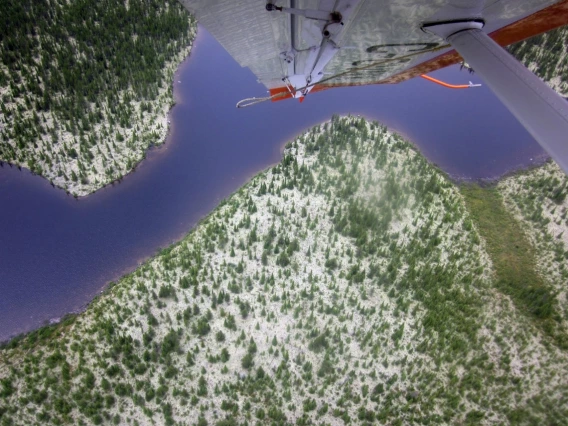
[{"x1": 420, "y1": 74, "x2": 481, "y2": 89}]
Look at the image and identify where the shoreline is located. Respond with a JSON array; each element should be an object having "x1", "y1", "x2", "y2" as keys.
[
  {"x1": 3, "y1": 115, "x2": 566, "y2": 426},
  {"x1": 0, "y1": 113, "x2": 556, "y2": 345},
  {"x1": 452, "y1": 152, "x2": 551, "y2": 187},
  {"x1": 355, "y1": 112, "x2": 551, "y2": 187},
  {"x1": 0, "y1": 19, "x2": 197, "y2": 198},
  {"x1": 0, "y1": 31, "x2": 199, "y2": 199}
]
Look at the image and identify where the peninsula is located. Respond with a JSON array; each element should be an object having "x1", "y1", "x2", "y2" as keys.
[
  {"x1": 0, "y1": 0, "x2": 196, "y2": 196},
  {"x1": 1, "y1": 116, "x2": 567, "y2": 425}
]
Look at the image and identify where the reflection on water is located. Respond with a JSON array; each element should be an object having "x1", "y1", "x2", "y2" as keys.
[{"x1": 0, "y1": 26, "x2": 545, "y2": 341}]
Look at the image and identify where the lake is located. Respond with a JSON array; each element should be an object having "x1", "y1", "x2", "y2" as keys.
[{"x1": 0, "y1": 26, "x2": 546, "y2": 341}]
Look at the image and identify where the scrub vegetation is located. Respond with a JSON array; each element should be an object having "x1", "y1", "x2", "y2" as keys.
[
  {"x1": 0, "y1": 0, "x2": 196, "y2": 196},
  {"x1": 497, "y1": 161, "x2": 568, "y2": 336},
  {"x1": 2, "y1": 116, "x2": 568, "y2": 425},
  {"x1": 462, "y1": 185, "x2": 567, "y2": 348},
  {"x1": 509, "y1": 24, "x2": 568, "y2": 96}
]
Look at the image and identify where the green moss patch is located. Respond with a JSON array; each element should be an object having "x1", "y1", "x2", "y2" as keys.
[{"x1": 461, "y1": 184, "x2": 565, "y2": 347}]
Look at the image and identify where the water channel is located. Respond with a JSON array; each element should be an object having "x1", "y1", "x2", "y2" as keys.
[{"x1": 0, "y1": 26, "x2": 546, "y2": 341}]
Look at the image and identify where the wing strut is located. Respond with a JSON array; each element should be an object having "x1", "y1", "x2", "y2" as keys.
[{"x1": 424, "y1": 21, "x2": 568, "y2": 174}]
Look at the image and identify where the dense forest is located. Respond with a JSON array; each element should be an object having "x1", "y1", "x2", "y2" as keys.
[
  {"x1": 1, "y1": 116, "x2": 567, "y2": 425},
  {"x1": 0, "y1": 0, "x2": 195, "y2": 195}
]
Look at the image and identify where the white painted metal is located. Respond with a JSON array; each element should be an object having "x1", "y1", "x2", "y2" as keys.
[
  {"x1": 447, "y1": 28, "x2": 568, "y2": 174},
  {"x1": 422, "y1": 20, "x2": 484, "y2": 39},
  {"x1": 180, "y1": 0, "x2": 561, "y2": 89},
  {"x1": 183, "y1": 0, "x2": 568, "y2": 170},
  {"x1": 266, "y1": 0, "x2": 362, "y2": 98}
]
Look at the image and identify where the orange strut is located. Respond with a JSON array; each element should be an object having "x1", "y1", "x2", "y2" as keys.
[{"x1": 420, "y1": 74, "x2": 470, "y2": 89}]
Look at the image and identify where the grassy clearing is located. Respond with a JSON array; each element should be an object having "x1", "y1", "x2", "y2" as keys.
[{"x1": 461, "y1": 184, "x2": 566, "y2": 347}]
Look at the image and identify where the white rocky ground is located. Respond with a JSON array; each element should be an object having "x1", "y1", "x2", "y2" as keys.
[{"x1": 1, "y1": 117, "x2": 568, "y2": 426}]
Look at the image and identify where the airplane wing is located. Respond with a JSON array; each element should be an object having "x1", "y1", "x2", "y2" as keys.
[
  {"x1": 179, "y1": 1, "x2": 568, "y2": 100},
  {"x1": 179, "y1": 0, "x2": 568, "y2": 175}
]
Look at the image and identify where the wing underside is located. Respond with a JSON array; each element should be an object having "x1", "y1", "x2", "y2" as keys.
[{"x1": 180, "y1": 0, "x2": 568, "y2": 100}]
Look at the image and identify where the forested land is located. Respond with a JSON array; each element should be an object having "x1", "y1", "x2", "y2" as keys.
[
  {"x1": 497, "y1": 161, "x2": 568, "y2": 326},
  {"x1": 509, "y1": 25, "x2": 568, "y2": 96},
  {"x1": 1, "y1": 116, "x2": 567, "y2": 425},
  {"x1": 0, "y1": 0, "x2": 195, "y2": 195}
]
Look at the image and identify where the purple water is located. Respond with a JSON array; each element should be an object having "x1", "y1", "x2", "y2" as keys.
[{"x1": 0, "y1": 26, "x2": 545, "y2": 341}]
